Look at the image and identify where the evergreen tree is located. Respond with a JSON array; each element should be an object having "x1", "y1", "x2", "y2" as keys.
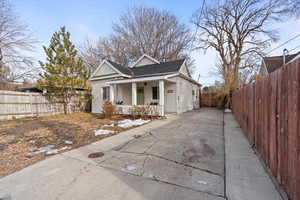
[{"x1": 38, "y1": 27, "x2": 88, "y2": 114}]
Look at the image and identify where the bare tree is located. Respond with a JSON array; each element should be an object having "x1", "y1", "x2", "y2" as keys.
[
  {"x1": 0, "y1": 0, "x2": 37, "y2": 85},
  {"x1": 81, "y1": 6, "x2": 194, "y2": 74},
  {"x1": 192, "y1": 0, "x2": 289, "y2": 107},
  {"x1": 79, "y1": 38, "x2": 107, "y2": 76},
  {"x1": 286, "y1": 0, "x2": 300, "y2": 16}
]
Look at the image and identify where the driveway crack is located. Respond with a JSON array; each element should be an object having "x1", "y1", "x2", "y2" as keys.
[
  {"x1": 115, "y1": 151, "x2": 223, "y2": 177},
  {"x1": 98, "y1": 164, "x2": 225, "y2": 199}
]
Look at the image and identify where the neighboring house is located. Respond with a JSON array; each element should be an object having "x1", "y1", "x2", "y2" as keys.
[
  {"x1": 90, "y1": 54, "x2": 201, "y2": 116},
  {"x1": 259, "y1": 52, "x2": 300, "y2": 76}
]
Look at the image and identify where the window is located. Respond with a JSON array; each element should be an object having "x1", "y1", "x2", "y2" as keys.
[
  {"x1": 103, "y1": 87, "x2": 110, "y2": 101},
  {"x1": 152, "y1": 87, "x2": 159, "y2": 100}
]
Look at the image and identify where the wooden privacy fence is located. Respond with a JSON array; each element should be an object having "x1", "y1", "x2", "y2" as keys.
[
  {"x1": 232, "y1": 58, "x2": 300, "y2": 200},
  {"x1": 201, "y1": 92, "x2": 218, "y2": 107},
  {"x1": 0, "y1": 90, "x2": 87, "y2": 120}
]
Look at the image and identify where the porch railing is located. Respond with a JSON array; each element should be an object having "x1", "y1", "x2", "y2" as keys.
[{"x1": 115, "y1": 105, "x2": 163, "y2": 116}]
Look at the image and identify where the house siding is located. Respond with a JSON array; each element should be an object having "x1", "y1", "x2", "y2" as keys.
[
  {"x1": 134, "y1": 57, "x2": 157, "y2": 67},
  {"x1": 94, "y1": 62, "x2": 117, "y2": 76},
  {"x1": 91, "y1": 79, "x2": 109, "y2": 113},
  {"x1": 165, "y1": 81, "x2": 177, "y2": 113},
  {"x1": 170, "y1": 76, "x2": 200, "y2": 113},
  {"x1": 116, "y1": 83, "x2": 132, "y2": 105},
  {"x1": 91, "y1": 76, "x2": 200, "y2": 115}
]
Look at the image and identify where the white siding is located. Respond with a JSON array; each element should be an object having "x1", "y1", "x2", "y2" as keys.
[
  {"x1": 116, "y1": 83, "x2": 132, "y2": 105},
  {"x1": 137, "y1": 81, "x2": 159, "y2": 105},
  {"x1": 179, "y1": 62, "x2": 190, "y2": 77},
  {"x1": 165, "y1": 82, "x2": 177, "y2": 113},
  {"x1": 134, "y1": 57, "x2": 157, "y2": 67},
  {"x1": 92, "y1": 80, "x2": 132, "y2": 113},
  {"x1": 91, "y1": 80, "x2": 109, "y2": 113},
  {"x1": 170, "y1": 76, "x2": 200, "y2": 114},
  {"x1": 93, "y1": 62, "x2": 118, "y2": 77}
]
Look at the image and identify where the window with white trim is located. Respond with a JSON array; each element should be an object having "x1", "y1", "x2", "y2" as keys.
[{"x1": 103, "y1": 87, "x2": 110, "y2": 101}]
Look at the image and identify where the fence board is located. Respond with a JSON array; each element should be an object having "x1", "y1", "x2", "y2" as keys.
[
  {"x1": 0, "y1": 90, "x2": 86, "y2": 120},
  {"x1": 232, "y1": 57, "x2": 300, "y2": 200},
  {"x1": 200, "y1": 93, "x2": 218, "y2": 107}
]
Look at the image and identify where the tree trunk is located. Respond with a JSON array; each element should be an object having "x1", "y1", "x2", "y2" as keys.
[{"x1": 63, "y1": 102, "x2": 68, "y2": 114}]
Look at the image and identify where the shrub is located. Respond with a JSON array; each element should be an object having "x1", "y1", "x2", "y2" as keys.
[
  {"x1": 129, "y1": 105, "x2": 152, "y2": 119},
  {"x1": 102, "y1": 101, "x2": 116, "y2": 118},
  {"x1": 116, "y1": 100, "x2": 124, "y2": 105}
]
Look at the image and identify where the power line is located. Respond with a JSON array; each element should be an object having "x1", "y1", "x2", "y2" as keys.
[
  {"x1": 191, "y1": 0, "x2": 206, "y2": 47},
  {"x1": 267, "y1": 33, "x2": 300, "y2": 55},
  {"x1": 289, "y1": 44, "x2": 300, "y2": 53}
]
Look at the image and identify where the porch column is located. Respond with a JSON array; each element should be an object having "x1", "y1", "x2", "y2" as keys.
[
  {"x1": 132, "y1": 82, "x2": 137, "y2": 105},
  {"x1": 110, "y1": 84, "x2": 115, "y2": 103},
  {"x1": 159, "y1": 80, "x2": 165, "y2": 116}
]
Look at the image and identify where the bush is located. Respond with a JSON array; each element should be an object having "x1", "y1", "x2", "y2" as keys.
[
  {"x1": 129, "y1": 105, "x2": 154, "y2": 119},
  {"x1": 102, "y1": 101, "x2": 116, "y2": 118},
  {"x1": 116, "y1": 100, "x2": 124, "y2": 105}
]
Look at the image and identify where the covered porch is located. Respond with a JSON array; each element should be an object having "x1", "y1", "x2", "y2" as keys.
[{"x1": 106, "y1": 76, "x2": 176, "y2": 116}]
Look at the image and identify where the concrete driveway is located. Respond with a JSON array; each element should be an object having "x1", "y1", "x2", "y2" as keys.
[
  {"x1": 0, "y1": 108, "x2": 281, "y2": 200},
  {"x1": 0, "y1": 109, "x2": 225, "y2": 200}
]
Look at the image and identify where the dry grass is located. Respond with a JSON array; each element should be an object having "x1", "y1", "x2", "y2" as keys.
[{"x1": 0, "y1": 112, "x2": 149, "y2": 178}]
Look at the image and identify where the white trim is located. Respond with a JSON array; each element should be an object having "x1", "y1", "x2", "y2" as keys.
[
  {"x1": 159, "y1": 80, "x2": 165, "y2": 116},
  {"x1": 106, "y1": 75, "x2": 167, "y2": 84},
  {"x1": 178, "y1": 59, "x2": 192, "y2": 78},
  {"x1": 166, "y1": 73, "x2": 201, "y2": 86},
  {"x1": 90, "y1": 75, "x2": 122, "y2": 81},
  {"x1": 90, "y1": 60, "x2": 131, "y2": 80},
  {"x1": 131, "y1": 54, "x2": 160, "y2": 68},
  {"x1": 132, "y1": 82, "x2": 137, "y2": 105}
]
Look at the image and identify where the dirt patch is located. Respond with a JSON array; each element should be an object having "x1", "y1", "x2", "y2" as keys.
[{"x1": 0, "y1": 113, "x2": 156, "y2": 178}]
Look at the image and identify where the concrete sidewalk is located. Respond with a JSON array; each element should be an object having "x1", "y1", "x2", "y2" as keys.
[
  {"x1": 224, "y1": 113, "x2": 282, "y2": 200},
  {"x1": 0, "y1": 109, "x2": 282, "y2": 200}
]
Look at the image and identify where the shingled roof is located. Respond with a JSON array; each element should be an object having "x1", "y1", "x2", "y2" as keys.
[
  {"x1": 107, "y1": 59, "x2": 185, "y2": 77},
  {"x1": 107, "y1": 60, "x2": 133, "y2": 76},
  {"x1": 263, "y1": 52, "x2": 300, "y2": 73}
]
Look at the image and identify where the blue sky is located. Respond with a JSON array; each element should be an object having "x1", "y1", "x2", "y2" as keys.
[{"x1": 11, "y1": 0, "x2": 300, "y2": 85}]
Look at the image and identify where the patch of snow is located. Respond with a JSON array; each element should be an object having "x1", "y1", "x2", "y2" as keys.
[
  {"x1": 118, "y1": 119, "x2": 150, "y2": 129},
  {"x1": 27, "y1": 144, "x2": 59, "y2": 157},
  {"x1": 64, "y1": 140, "x2": 73, "y2": 145},
  {"x1": 224, "y1": 109, "x2": 232, "y2": 113},
  {"x1": 46, "y1": 149, "x2": 58, "y2": 155},
  {"x1": 122, "y1": 164, "x2": 137, "y2": 171},
  {"x1": 197, "y1": 180, "x2": 208, "y2": 185},
  {"x1": 59, "y1": 146, "x2": 69, "y2": 151},
  {"x1": 95, "y1": 129, "x2": 114, "y2": 136},
  {"x1": 103, "y1": 124, "x2": 114, "y2": 127},
  {"x1": 26, "y1": 152, "x2": 38, "y2": 158}
]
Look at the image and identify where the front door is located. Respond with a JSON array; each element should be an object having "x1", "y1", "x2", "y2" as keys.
[{"x1": 137, "y1": 87, "x2": 144, "y2": 105}]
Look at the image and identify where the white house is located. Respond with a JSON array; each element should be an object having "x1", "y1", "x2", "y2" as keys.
[{"x1": 90, "y1": 54, "x2": 201, "y2": 116}]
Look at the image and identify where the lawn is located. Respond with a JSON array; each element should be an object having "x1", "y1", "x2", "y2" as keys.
[{"x1": 0, "y1": 112, "x2": 152, "y2": 178}]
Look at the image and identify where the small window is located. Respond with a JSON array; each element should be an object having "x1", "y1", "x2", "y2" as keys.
[
  {"x1": 152, "y1": 87, "x2": 159, "y2": 100},
  {"x1": 103, "y1": 87, "x2": 110, "y2": 101},
  {"x1": 192, "y1": 90, "x2": 195, "y2": 95}
]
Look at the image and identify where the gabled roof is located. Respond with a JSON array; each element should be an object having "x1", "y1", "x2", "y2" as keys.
[
  {"x1": 107, "y1": 60, "x2": 133, "y2": 76},
  {"x1": 131, "y1": 54, "x2": 160, "y2": 67},
  {"x1": 130, "y1": 59, "x2": 185, "y2": 77},
  {"x1": 263, "y1": 52, "x2": 300, "y2": 73},
  {"x1": 91, "y1": 58, "x2": 186, "y2": 79}
]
